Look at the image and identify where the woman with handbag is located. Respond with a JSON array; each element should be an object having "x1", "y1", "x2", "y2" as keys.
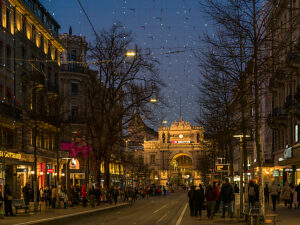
[{"x1": 4, "y1": 185, "x2": 14, "y2": 216}]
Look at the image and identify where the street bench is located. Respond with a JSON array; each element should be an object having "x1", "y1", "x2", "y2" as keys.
[
  {"x1": 242, "y1": 208, "x2": 263, "y2": 225},
  {"x1": 12, "y1": 199, "x2": 30, "y2": 214},
  {"x1": 265, "y1": 214, "x2": 278, "y2": 225}
]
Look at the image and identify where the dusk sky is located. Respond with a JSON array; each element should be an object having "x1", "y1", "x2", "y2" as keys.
[{"x1": 41, "y1": 0, "x2": 208, "y2": 127}]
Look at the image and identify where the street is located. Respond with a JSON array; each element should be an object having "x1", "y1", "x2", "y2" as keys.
[{"x1": 64, "y1": 191, "x2": 242, "y2": 225}]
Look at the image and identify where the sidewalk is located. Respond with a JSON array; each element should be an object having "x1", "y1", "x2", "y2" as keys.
[
  {"x1": 265, "y1": 202, "x2": 300, "y2": 225},
  {"x1": 1, "y1": 201, "x2": 129, "y2": 225}
]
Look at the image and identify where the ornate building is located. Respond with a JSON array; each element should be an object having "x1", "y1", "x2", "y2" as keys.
[{"x1": 143, "y1": 118, "x2": 208, "y2": 186}]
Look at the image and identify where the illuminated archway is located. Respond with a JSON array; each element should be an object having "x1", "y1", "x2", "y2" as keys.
[{"x1": 170, "y1": 153, "x2": 193, "y2": 185}]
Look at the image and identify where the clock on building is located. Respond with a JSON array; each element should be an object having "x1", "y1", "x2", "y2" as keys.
[{"x1": 179, "y1": 134, "x2": 183, "y2": 139}]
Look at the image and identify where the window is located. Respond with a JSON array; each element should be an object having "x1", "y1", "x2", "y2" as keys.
[
  {"x1": 71, "y1": 105, "x2": 78, "y2": 117},
  {"x1": 295, "y1": 124, "x2": 299, "y2": 143},
  {"x1": 150, "y1": 154, "x2": 155, "y2": 164},
  {"x1": 6, "y1": 8, "x2": 9, "y2": 31},
  {"x1": 6, "y1": 46, "x2": 11, "y2": 69},
  {"x1": 71, "y1": 83, "x2": 79, "y2": 95}
]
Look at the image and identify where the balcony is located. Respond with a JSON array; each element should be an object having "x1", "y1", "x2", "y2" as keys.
[
  {"x1": 60, "y1": 64, "x2": 87, "y2": 73},
  {"x1": 0, "y1": 102, "x2": 22, "y2": 120}
]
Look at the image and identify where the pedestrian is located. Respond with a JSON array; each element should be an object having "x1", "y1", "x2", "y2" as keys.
[
  {"x1": 89, "y1": 186, "x2": 96, "y2": 207},
  {"x1": 51, "y1": 185, "x2": 57, "y2": 209},
  {"x1": 188, "y1": 185, "x2": 196, "y2": 217},
  {"x1": 22, "y1": 183, "x2": 31, "y2": 205},
  {"x1": 254, "y1": 181, "x2": 259, "y2": 203},
  {"x1": 63, "y1": 189, "x2": 68, "y2": 209},
  {"x1": 282, "y1": 182, "x2": 292, "y2": 208},
  {"x1": 214, "y1": 182, "x2": 220, "y2": 215},
  {"x1": 270, "y1": 181, "x2": 280, "y2": 211},
  {"x1": 249, "y1": 181, "x2": 256, "y2": 208},
  {"x1": 82, "y1": 185, "x2": 87, "y2": 207},
  {"x1": 44, "y1": 186, "x2": 51, "y2": 207},
  {"x1": 234, "y1": 183, "x2": 239, "y2": 193},
  {"x1": 295, "y1": 183, "x2": 300, "y2": 208},
  {"x1": 113, "y1": 187, "x2": 119, "y2": 205},
  {"x1": 277, "y1": 184, "x2": 281, "y2": 203},
  {"x1": 291, "y1": 185, "x2": 298, "y2": 209},
  {"x1": 4, "y1": 185, "x2": 14, "y2": 216},
  {"x1": 95, "y1": 185, "x2": 101, "y2": 206},
  {"x1": 264, "y1": 183, "x2": 270, "y2": 204},
  {"x1": 194, "y1": 184, "x2": 205, "y2": 219},
  {"x1": 205, "y1": 184, "x2": 217, "y2": 220},
  {"x1": 220, "y1": 178, "x2": 233, "y2": 218}
]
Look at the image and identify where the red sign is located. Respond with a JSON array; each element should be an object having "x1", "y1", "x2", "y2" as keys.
[{"x1": 47, "y1": 169, "x2": 54, "y2": 173}]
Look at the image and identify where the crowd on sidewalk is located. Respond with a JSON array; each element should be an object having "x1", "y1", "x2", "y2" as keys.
[
  {"x1": 264, "y1": 181, "x2": 300, "y2": 211},
  {"x1": 188, "y1": 178, "x2": 234, "y2": 221},
  {"x1": 0, "y1": 183, "x2": 169, "y2": 218}
]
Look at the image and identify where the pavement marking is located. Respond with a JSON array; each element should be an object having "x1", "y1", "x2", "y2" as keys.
[
  {"x1": 14, "y1": 203, "x2": 129, "y2": 225},
  {"x1": 153, "y1": 204, "x2": 167, "y2": 214},
  {"x1": 175, "y1": 203, "x2": 188, "y2": 225},
  {"x1": 155, "y1": 212, "x2": 169, "y2": 224}
]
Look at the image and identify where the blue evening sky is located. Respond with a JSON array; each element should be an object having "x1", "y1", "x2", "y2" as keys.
[{"x1": 41, "y1": 0, "x2": 209, "y2": 128}]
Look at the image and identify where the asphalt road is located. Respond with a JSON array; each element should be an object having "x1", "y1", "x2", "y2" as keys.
[{"x1": 64, "y1": 191, "x2": 189, "y2": 225}]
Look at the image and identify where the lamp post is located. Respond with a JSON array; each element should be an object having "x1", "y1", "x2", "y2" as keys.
[{"x1": 233, "y1": 134, "x2": 250, "y2": 218}]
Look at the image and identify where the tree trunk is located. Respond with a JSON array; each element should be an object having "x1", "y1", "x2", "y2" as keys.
[{"x1": 104, "y1": 158, "x2": 110, "y2": 189}]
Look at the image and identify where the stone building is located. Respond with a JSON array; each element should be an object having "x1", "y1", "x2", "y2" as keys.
[
  {"x1": 143, "y1": 118, "x2": 208, "y2": 186},
  {"x1": 1, "y1": 0, "x2": 65, "y2": 197}
]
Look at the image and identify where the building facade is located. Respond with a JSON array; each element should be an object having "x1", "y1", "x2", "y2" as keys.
[
  {"x1": 0, "y1": 0, "x2": 64, "y2": 198},
  {"x1": 143, "y1": 118, "x2": 208, "y2": 187}
]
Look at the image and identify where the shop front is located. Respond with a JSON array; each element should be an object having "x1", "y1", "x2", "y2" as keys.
[{"x1": 279, "y1": 143, "x2": 300, "y2": 185}]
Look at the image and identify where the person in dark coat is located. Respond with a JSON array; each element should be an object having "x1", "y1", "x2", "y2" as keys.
[
  {"x1": 194, "y1": 184, "x2": 205, "y2": 219},
  {"x1": 188, "y1": 185, "x2": 196, "y2": 217},
  {"x1": 220, "y1": 178, "x2": 234, "y2": 218},
  {"x1": 296, "y1": 183, "x2": 300, "y2": 208},
  {"x1": 4, "y1": 185, "x2": 14, "y2": 216},
  {"x1": 22, "y1": 183, "x2": 31, "y2": 205},
  {"x1": 205, "y1": 184, "x2": 217, "y2": 220}
]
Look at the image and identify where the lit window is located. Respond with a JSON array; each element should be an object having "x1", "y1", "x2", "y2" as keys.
[
  {"x1": 26, "y1": 22, "x2": 32, "y2": 40},
  {"x1": 36, "y1": 32, "x2": 41, "y2": 47}
]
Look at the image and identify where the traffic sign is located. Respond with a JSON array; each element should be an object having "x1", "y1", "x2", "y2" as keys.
[{"x1": 216, "y1": 164, "x2": 230, "y2": 172}]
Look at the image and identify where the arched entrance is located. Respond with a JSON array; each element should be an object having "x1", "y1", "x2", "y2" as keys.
[{"x1": 170, "y1": 153, "x2": 193, "y2": 186}]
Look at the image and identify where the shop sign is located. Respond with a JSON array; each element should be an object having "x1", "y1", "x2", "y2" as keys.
[
  {"x1": 70, "y1": 173, "x2": 85, "y2": 179},
  {"x1": 272, "y1": 170, "x2": 279, "y2": 177},
  {"x1": 284, "y1": 146, "x2": 293, "y2": 159},
  {"x1": 17, "y1": 168, "x2": 28, "y2": 173},
  {"x1": 47, "y1": 169, "x2": 54, "y2": 173},
  {"x1": 171, "y1": 141, "x2": 191, "y2": 144},
  {"x1": 0, "y1": 151, "x2": 22, "y2": 159}
]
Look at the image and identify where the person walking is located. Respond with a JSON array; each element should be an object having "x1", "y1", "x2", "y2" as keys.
[
  {"x1": 205, "y1": 184, "x2": 217, "y2": 220},
  {"x1": 194, "y1": 184, "x2": 205, "y2": 219},
  {"x1": 296, "y1": 183, "x2": 300, "y2": 208},
  {"x1": 51, "y1": 185, "x2": 58, "y2": 209},
  {"x1": 249, "y1": 181, "x2": 256, "y2": 208},
  {"x1": 4, "y1": 185, "x2": 14, "y2": 216},
  {"x1": 113, "y1": 187, "x2": 119, "y2": 205},
  {"x1": 82, "y1": 185, "x2": 87, "y2": 207},
  {"x1": 22, "y1": 183, "x2": 31, "y2": 206},
  {"x1": 291, "y1": 185, "x2": 298, "y2": 209},
  {"x1": 220, "y1": 178, "x2": 234, "y2": 218},
  {"x1": 188, "y1": 185, "x2": 196, "y2": 217},
  {"x1": 264, "y1": 183, "x2": 270, "y2": 205},
  {"x1": 270, "y1": 181, "x2": 280, "y2": 211},
  {"x1": 89, "y1": 186, "x2": 96, "y2": 207},
  {"x1": 277, "y1": 184, "x2": 281, "y2": 203},
  {"x1": 282, "y1": 182, "x2": 292, "y2": 208},
  {"x1": 214, "y1": 182, "x2": 220, "y2": 215}
]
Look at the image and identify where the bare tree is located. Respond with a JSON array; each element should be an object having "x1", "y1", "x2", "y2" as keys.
[{"x1": 85, "y1": 23, "x2": 163, "y2": 188}]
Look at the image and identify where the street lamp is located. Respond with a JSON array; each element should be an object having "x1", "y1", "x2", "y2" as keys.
[
  {"x1": 150, "y1": 98, "x2": 157, "y2": 103},
  {"x1": 126, "y1": 50, "x2": 136, "y2": 57},
  {"x1": 233, "y1": 134, "x2": 250, "y2": 218}
]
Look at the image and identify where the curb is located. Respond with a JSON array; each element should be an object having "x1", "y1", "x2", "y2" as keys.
[{"x1": 14, "y1": 203, "x2": 130, "y2": 225}]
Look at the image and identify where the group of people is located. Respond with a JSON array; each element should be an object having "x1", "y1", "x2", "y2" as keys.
[
  {"x1": 266, "y1": 182, "x2": 300, "y2": 211},
  {"x1": 188, "y1": 178, "x2": 234, "y2": 220}
]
